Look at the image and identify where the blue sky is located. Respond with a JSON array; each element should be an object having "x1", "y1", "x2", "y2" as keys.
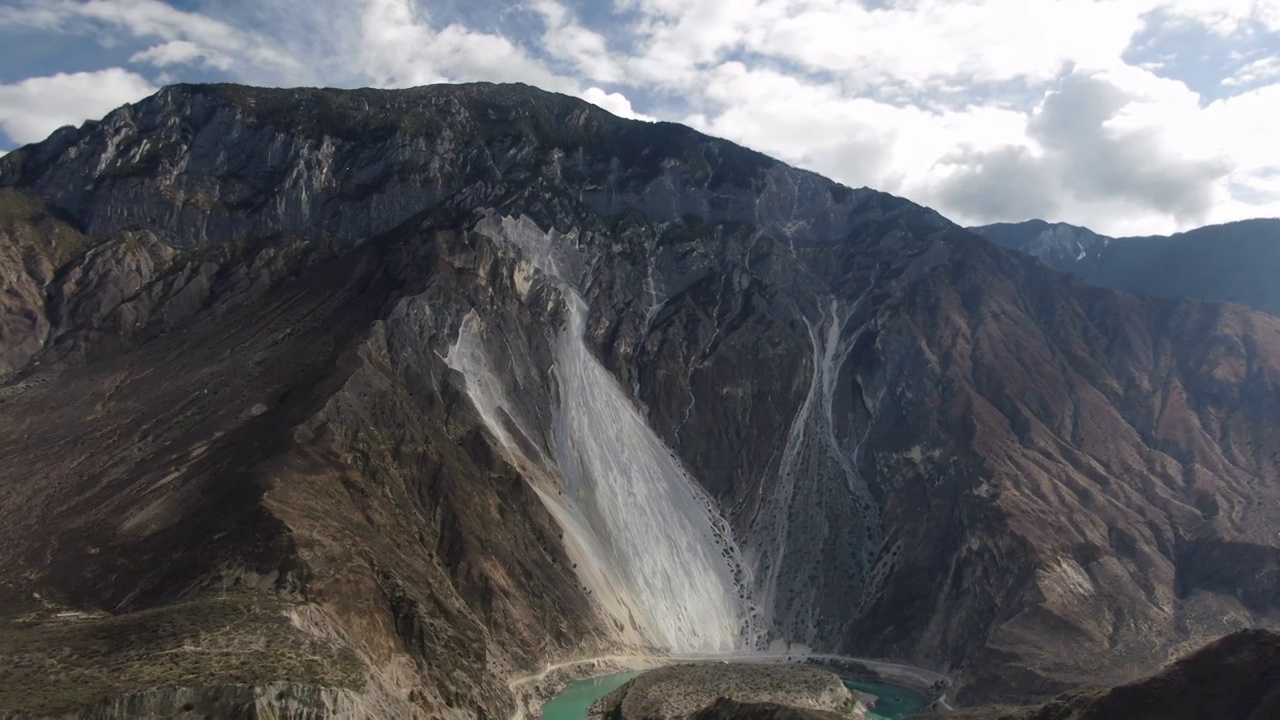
[{"x1": 1, "y1": 0, "x2": 1278, "y2": 235}]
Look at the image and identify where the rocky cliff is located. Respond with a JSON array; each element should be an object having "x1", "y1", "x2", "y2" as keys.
[{"x1": 1, "y1": 83, "x2": 1278, "y2": 716}]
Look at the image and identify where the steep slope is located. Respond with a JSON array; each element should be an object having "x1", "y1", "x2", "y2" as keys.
[
  {"x1": 971, "y1": 219, "x2": 1280, "y2": 317},
  {"x1": 0, "y1": 83, "x2": 1278, "y2": 716},
  {"x1": 0, "y1": 197, "x2": 608, "y2": 717},
  {"x1": 944, "y1": 629, "x2": 1280, "y2": 720},
  {"x1": 0, "y1": 189, "x2": 87, "y2": 374}
]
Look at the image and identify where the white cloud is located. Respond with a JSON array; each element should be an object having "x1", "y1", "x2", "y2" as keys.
[
  {"x1": 613, "y1": 0, "x2": 1166, "y2": 92},
  {"x1": 924, "y1": 70, "x2": 1233, "y2": 235},
  {"x1": 352, "y1": 0, "x2": 575, "y2": 90},
  {"x1": 130, "y1": 40, "x2": 233, "y2": 71},
  {"x1": 747, "y1": 0, "x2": 1153, "y2": 90},
  {"x1": 675, "y1": 57, "x2": 1276, "y2": 236},
  {"x1": 0, "y1": 68, "x2": 156, "y2": 145},
  {"x1": 1223, "y1": 56, "x2": 1280, "y2": 86},
  {"x1": 686, "y1": 63, "x2": 899, "y2": 188},
  {"x1": 623, "y1": 0, "x2": 760, "y2": 87},
  {"x1": 602, "y1": 0, "x2": 1280, "y2": 234},
  {"x1": 531, "y1": 0, "x2": 622, "y2": 83},
  {"x1": 1196, "y1": 82, "x2": 1280, "y2": 221},
  {"x1": 1157, "y1": 0, "x2": 1280, "y2": 35},
  {"x1": 1, "y1": 0, "x2": 580, "y2": 91},
  {"x1": 0, "y1": 4, "x2": 64, "y2": 27},
  {"x1": 8, "y1": 0, "x2": 302, "y2": 81},
  {"x1": 580, "y1": 87, "x2": 654, "y2": 121}
]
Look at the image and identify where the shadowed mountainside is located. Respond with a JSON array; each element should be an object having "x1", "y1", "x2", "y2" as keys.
[
  {"x1": 942, "y1": 629, "x2": 1280, "y2": 720},
  {"x1": 971, "y1": 218, "x2": 1280, "y2": 318}
]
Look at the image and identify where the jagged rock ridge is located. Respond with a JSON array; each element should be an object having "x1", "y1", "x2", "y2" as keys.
[{"x1": 0, "y1": 83, "x2": 1278, "y2": 716}]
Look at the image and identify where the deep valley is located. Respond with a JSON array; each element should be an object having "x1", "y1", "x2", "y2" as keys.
[{"x1": 0, "y1": 82, "x2": 1278, "y2": 719}]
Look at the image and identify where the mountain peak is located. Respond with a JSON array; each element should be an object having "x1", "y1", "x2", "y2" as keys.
[{"x1": 0, "y1": 81, "x2": 935, "y2": 256}]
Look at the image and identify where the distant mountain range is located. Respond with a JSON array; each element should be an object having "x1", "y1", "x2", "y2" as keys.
[{"x1": 971, "y1": 218, "x2": 1280, "y2": 317}]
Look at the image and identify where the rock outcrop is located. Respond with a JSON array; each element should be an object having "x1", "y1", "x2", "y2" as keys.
[{"x1": 0, "y1": 83, "x2": 1278, "y2": 716}]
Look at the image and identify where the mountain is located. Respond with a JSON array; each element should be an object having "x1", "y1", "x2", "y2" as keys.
[
  {"x1": 971, "y1": 218, "x2": 1280, "y2": 317},
  {"x1": 944, "y1": 629, "x2": 1280, "y2": 720},
  {"x1": 1, "y1": 83, "x2": 1279, "y2": 717},
  {"x1": 967, "y1": 219, "x2": 1109, "y2": 270}
]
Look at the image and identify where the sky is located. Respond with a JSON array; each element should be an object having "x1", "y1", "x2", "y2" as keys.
[{"x1": 0, "y1": 1, "x2": 1278, "y2": 236}]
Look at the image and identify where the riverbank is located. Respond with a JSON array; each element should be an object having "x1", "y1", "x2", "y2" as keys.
[
  {"x1": 508, "y1": 655, "x2": 669, "y2": 720},
  {"x1": 588, "y1": 663, "x2": 862, "y2": 720},
  {"x1": 509, "y1": 653, "x2": 951, "y2": 720}
]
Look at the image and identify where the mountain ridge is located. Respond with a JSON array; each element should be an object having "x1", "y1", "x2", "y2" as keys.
[
  {"x1": 0, "y1": 82, "x2": 1278, "y2": 717},
  {"x1": 970, "y1": 217, "x2": 1280, "y2": 317}
]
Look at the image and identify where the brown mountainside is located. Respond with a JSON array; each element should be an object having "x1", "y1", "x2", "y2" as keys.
[{"x1": 0, "y1": 83, "x2": 1277, "y2": 717}]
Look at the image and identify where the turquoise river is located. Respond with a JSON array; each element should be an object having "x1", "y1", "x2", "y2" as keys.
[{"x1": 541, "y1": 669, "x2": 926, "y2": 720}]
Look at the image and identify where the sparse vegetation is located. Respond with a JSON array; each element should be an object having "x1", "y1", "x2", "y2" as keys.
[
  {"x1": 0, "y1": 593, "x2": 363, "y2": 715},
  {"x1": 591, "y1": 663, "x2": 863, "y2": 720},
  {"x1": 0, "y1": 187, "x2": 88, "y2": 268}
]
